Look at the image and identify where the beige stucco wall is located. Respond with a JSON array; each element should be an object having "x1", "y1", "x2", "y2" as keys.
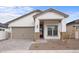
[
  {"x1": 37, "y1": 12, "x2": 64, "y2": 19},
  {"x1": 8, "y1": 12, "x2": 40, "y2": 27}
]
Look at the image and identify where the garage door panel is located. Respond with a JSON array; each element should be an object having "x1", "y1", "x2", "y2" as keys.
[{"x1": 12, "y1": 27, "x2": 34, "y2": 40}]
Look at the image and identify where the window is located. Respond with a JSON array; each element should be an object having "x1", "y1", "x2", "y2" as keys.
[
  {"x1": 48, "y1": 28, "x2": 52, "y2": 36},
  {"x1": 47, "y1": 25, "x2": 58, "y2": 36},
  {"x1": 53, "y1": 25, "x2": 58, "y2": 36},
  {"x1": 76, "y1": 26, "x2": 79, "y2": 30}
]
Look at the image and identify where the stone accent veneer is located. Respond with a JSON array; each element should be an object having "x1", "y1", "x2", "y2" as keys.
[
  {"x1": 60, "y1": 32, "x2": 69, "y2": 40},
  {"x1": 34, "y1": 32, "x2": 40, "y2": 41}
]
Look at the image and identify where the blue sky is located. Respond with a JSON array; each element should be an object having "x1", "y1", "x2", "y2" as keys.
[{"x1": 0, "y1": 6, "x2": 79, "y2": 23}]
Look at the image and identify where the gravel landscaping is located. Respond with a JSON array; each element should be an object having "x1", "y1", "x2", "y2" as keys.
[{"x1": 29, "y1": 39, "x2": 79, "y2": 50}]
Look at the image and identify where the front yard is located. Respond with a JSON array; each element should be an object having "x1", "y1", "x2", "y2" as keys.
[
  {"x1": 1, "y1": 39, "x2": 79, "y2": 52},
  {"x1": 29, "y1": 39, "x2": 79, "y2": 50}
]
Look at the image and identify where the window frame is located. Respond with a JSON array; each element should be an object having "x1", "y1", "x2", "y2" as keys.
[{"x1": 47, "y1": 25, "x2": 58, "y2": 36}]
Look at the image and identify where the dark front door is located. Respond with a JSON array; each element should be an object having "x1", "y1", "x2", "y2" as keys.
[{"x1": 40, "y1": 23, "x2": 44, "y2": 38}]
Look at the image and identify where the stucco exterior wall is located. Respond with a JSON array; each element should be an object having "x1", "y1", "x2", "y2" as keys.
[
  {"x1": 8, "y1": 12, "x2": 39, "y2": 27},
  {"x1": 37, "y1": 12, "x2": 64, "y2": 19}
]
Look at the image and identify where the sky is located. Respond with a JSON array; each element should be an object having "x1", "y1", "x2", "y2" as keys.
[{"x1": 0, "y1": 6, "x2": 79, "y2": 24}]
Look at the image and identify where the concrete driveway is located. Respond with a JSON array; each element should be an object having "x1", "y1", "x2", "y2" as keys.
[{"x1": 0, "y1": 39, "x2": 32, "y2": 52}]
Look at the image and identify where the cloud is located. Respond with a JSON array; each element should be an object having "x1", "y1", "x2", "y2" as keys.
[
  {"x1": 0, "y1": 6, "x2": 34, "y2": 23},
  {"x1": 0, "y1": 6, "x2": 34, "y2": 14},
  {"x1": 0, "y1": 13, "x2": 20, "y2": 23},
  {"x1": 64, "y1": 12, "x2": 79, "y2": 24}
]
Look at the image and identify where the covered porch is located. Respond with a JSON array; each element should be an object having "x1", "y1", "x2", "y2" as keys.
[
  {"x1": 34, "y1": 19, "x2": 64, "y2": 41},
  {"x1": 33, "y1": 8, "x2": 68, "y2": 41}
]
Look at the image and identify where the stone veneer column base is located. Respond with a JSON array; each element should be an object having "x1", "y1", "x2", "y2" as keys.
[
  {"x1": 34, "y1": 32, "x2": 40, "y2": 41},
  {"x1": 60, "y1": 32, "x2": 69, "y2": 41}
]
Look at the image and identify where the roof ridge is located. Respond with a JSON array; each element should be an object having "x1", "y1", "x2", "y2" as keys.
[
  {"x1": 67, "y1": 19, "x2": 79, "y2": 25},
  {"x1": 34, "y1": 8, "x2": 69, "y2": 18}
]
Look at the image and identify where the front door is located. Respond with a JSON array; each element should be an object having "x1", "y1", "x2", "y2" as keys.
[
  {"x1": 45, "y1": 25, "x2": 59, "y2": 39},
  {"x1": 47, "y1": 25, "x2": 58, "y2": 36},
  {"x1": 40, "y1": 23, "x2": 44, "y2": 38}
]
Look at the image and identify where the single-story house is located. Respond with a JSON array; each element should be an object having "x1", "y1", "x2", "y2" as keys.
[
  {"x1": 0, "y1": 23, "x2": 8, "y2": 31},
  {"x1": 6, "y1": 8, "x2": 69, "y2": 41},
  {"x1": 67, "y1": 19, "x2": 79, "y2": 39}
]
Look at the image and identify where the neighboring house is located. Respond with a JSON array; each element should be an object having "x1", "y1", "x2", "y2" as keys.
[
  {"x1": 67, "y1": 19, "x2": 79, "y2": 39},
  {"x1": 6, "y1": 8, "x2": 69, "y2": 41},
  {"x1": 0, "y1": 23, "x2": 7, "y2": 31}
]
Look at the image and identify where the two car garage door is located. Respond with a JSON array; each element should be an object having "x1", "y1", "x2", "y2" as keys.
[{"x1": 12, "y1": 27, "x2": 34, "y2": 40}]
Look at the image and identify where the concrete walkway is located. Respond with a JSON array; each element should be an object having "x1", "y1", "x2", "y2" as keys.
[{"x1": 0, "y1": 39, "x2": 32, "y2": 52}]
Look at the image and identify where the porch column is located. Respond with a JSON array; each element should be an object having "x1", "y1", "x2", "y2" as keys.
[
  {"x1": 60, "y1": 19, "x2": 67, "y2": 40},
  {"x1": 34, "y1": 19, "x2": 40, "y2": 41}
]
